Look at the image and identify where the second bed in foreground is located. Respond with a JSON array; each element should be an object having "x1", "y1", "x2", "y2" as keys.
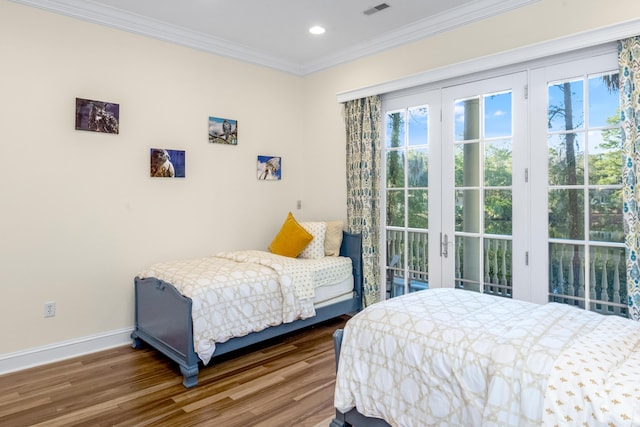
[{"x1": 332, "y1": 288, "x2": 640, "y2": 426}]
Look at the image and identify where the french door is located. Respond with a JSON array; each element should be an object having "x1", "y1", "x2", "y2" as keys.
[
  {"x1": 383, "y1": 90, "x2": 440, "y2": 298},
  {"x1": 530, "y1": 53, "x2": 625, "y2": 313},
  {"x1": 441, "y1": 72, "x2": 528, "y2": 299},
  {"x1": 382, "y1": 50, "x2": 625, "y2": 318},
  {"x1": 383, "y1": 72, "x2": 529, "y2": 299}
]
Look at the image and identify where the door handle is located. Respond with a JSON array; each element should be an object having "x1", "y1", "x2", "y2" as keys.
[{"x1": 440, "y1": 233, "x2": 449, "y2": 258}]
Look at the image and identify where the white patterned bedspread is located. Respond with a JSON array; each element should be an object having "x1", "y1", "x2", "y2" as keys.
[
  {"x1": 138, "y1": 251, "x2": 352, "y2": 365},
  {"x1": 334, "y1": 288, "x2": 640, "y2": 426},
  {"x1": 215, "y1": 250, "x2": 352, "y2": 300}
]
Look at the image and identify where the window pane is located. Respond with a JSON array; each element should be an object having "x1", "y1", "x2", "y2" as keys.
[
  {"x1": 484, "y1": 91, "x2": 512, "y2": 138},
  {"x1": 455, "y1": 98, "x2": 480, "y2": 141},
  {"x1": 386, "y1": 150, "x2": 405, "y2": 188},
  {"x1": 407, "y1": 231, "x2": 429, "y2": 289},
  {"x1": 408, "y1": 148, "x2": 428, "y2": 187},
  {"x1": 589, "y1": 188, "x2": 623, "y2": 242},
  {"x1": 588, "y1": 129, "x2": 623, "y2": 185},
  {"x1": 548, "y1": 133, "x2": 584, "y2": 185},
  {"x1": 408, "y1": 189, "x2": 428, "y2": 229},
  {"x1": 455, "y1": 235, "x2": 481, "y2": 291},
  {"x1": 386, "y1": 111, "x2": 405, "y2": 149},
  {"x1": 386, "y1": 190, "x2": 405, "y2": 227},
  {"x1": 484, "y1": 189, "x2": 512, "y2": 235},
  {"x1": 483, "y1": 238, "x2": 512, "y2": 297},
  {"x1": 588, "y1": 245, "x2": 627, "y2": 316},
  {"x1": 549, "y1": 243, "x2": 585, "y2": 308},
  {"x1": 548, "y1": 80, "x2": 584, "y2": 132},
  {"x1": 484, "y1": 139, "x2": 512, "y2": 186},
  {"x1": 408, "y1": 106, "x2": 428, "y2": 147},
  {"x1": 549, "y1": 189, "x2": 584, "y2": 240},
  {"x1": 588, "y1": 73, "x2": 620, "y2": 128},
  {"x1": 455, "y1": 189, "x2": 480, "y2": 233},
  {"x1": 455, "y1": 143, "x2": 480, "y2": 187}
]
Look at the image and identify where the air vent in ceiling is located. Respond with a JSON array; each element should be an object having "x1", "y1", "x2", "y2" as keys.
[{"x1": 363, "y1": 3, "x2": 390, "y2": 16}]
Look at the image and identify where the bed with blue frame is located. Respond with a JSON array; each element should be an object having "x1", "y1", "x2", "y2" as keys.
[{"x1": 130, "y1": 231, "x2": 363, "y2": 388}]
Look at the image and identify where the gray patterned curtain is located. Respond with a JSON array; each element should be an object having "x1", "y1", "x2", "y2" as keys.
[
  {"x1": 620, "y1": 36, "x2": 640, "y2": 320},
  {"x1": 345, "y1": 96, "x2": 382, "y2": 306}
]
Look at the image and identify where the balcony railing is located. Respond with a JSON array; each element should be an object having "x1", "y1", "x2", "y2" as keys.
[
  {"x1": 387, "y1": 231, "x2": 627, "y2": 317},
  {"x1": 549, "y1": 243, "x2": 627, "y2": 317},
  {"x1": 386, "y1": 230, "x2": 428, "y2": 297},
  {"x1": 454, "y1": 236, "x2": 512, "y2": 298}
]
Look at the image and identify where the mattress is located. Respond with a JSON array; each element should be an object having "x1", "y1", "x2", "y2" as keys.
[{"x1": 314, "y1": 275, "x2": 354, "y2": 307}]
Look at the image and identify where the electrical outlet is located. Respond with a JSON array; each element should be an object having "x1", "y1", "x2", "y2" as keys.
[
  {"x1": 296, "y1": 200, "x2": 302, "y2": 210},
  {"x1": 44, "y1": 301, "x2": 56, "y2": 318}
]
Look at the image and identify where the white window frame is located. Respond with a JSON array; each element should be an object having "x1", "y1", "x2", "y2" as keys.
[{"x1": 380, "y1": 46, "x2": 620, "y2": 307}]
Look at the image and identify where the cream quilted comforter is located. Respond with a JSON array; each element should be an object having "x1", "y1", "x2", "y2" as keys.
[
  {"x1": 334, "y1": 288, "x2": 640, "y2": 426},
  {"x1": 138, "y1": 250, "x2": 352, "y2": 365}
]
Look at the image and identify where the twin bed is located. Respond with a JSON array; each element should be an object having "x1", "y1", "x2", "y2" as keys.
[
  {"x1": 131, "y1": 216, "x2": 640, "y2": 425},
  {"x1": 131, "y1": 227, "x2": 363, "y2": 388},
  {"x1": 331, "y1": 288, "x2": 640, "y2": 427}
]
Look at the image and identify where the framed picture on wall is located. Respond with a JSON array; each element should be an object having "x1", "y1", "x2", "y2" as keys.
[
  {"x1": 75, "y1": 97, "x2": 119, "y2": 134},
  {"x1": 150, "y1": 148, "x2": 185, "y2": 178},
  {"x1": 208, "y1": 116, "x2": 237, "y2": 145},
  {"x1": 257, "y1": 155, "x2": 281, "y2": 180}
]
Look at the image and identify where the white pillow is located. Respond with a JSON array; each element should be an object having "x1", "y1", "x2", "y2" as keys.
[
  {"x1": 324, "y1": 220, "x2": 343, "y2": 256},
  {"x1": 298, "y1": 221, "x2": 327, "y2": 259}
]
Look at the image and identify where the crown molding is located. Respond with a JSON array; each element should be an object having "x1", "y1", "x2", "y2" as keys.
[
  {"x1": 10, "y1": 0, "x2": 540, "y2": 76},
  {"x1": 301, "y1": 0, "x2": 542, "y2": 75},
  {"x1": 337, "y1": 18, "x2": 640, "y2": 102},
  {"x1": 9, "y1": 0, "x2": 306, "y2": 74}
]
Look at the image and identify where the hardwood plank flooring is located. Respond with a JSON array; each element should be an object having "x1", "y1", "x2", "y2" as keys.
[{"x1": 0, "y1": 316, "x2": 348, "y2": 427}]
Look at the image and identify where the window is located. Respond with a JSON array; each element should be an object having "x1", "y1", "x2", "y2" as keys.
[
  {"x1": 384, "y1": 101, "x2": 432, "y2": 298},
  {"x1": 382, "y1": 50, "x2": 626, "y2": 317},
  {"x1": 531, "y1": 55, "x2": 625, "y2": 315}
]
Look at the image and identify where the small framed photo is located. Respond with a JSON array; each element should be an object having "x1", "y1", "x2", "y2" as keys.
[
  {"x1": 208, "y1": 116, "x2": 237, "y2": 145},
  {"x1": 150, "y1": 148, "x2": 185, "y2": 178},
  {"x1": 257, "y1": 155, "x2": 281, "y2": 180},
  {"x1": 75, "y1": 98, "x2": 119, "y2": 134}
]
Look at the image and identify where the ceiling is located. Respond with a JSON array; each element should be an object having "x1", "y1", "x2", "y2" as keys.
[{"x1": 12, "y1": 0, "x2": 538, "y2": 75}]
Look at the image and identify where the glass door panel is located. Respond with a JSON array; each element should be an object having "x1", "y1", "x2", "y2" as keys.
[
  {"x1": 544, "y1": 71, "x2": 625, "y2": 313},
  {"x1": 384, "y1": 100, "x2": 433, "y2": 298},
  {"x1": 443, "y1": 72, "x2": 527, "y2": 299},
  {"x1": 530, "y1": 53, "x2": 625, "y2": 315}
]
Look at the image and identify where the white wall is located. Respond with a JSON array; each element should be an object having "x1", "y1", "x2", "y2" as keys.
[
  {"x1": 1, "y1": 0, "x2": 638, "y2": 366},
  {"x1": 0, "y1": 1, "x2": 309, "y2": 356}
]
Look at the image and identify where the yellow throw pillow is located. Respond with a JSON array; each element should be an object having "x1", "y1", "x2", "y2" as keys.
[{"x1": 268, "y1": 212, "x2": 313, "y2": 257}]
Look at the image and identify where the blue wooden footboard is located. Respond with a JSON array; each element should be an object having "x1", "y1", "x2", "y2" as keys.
[
  {"x1": 131, "y1": 231, "x2": 363, "y2": 388},
  {"x1": 131, "y1": 277, "x2": 200, "y2": 387}
]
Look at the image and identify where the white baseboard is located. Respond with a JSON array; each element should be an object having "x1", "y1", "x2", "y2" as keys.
[{"x1": 0, "y1": 328, "x2": 134, "y2": 375}]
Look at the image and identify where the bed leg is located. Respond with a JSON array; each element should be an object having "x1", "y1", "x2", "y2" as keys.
[
  {"x1": 180, "y1": 364, "x2": 199, "y2": 388},
  {"x1": 333, "y1": 329, "x2": 344, "y2": 372},
  {"x1": 130, "y1": 331, "x2": 144, "y2": 349},
  {"x1": 331, "y1": 330, "x2": 352, "y2": 426},
  {"x1": 329, "y1": 409, "x2": 352, "y2": 427}
]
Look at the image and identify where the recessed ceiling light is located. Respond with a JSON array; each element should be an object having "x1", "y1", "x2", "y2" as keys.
[{"x1": 309, "y1": 25, "x2": 326, "y2": 35}]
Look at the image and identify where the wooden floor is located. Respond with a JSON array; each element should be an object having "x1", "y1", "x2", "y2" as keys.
[{"x1": 0, "y1": 316, "x2": 348, "y2": 427}]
